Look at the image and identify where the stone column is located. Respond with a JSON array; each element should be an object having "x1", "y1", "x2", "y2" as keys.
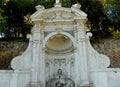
[
  {"x1": 74, "y1": 23, "x2": 81, "y2": 86},
  {"x1": 76, "y1": 22, "x2": 89, "y2": 86},
  {"x1": 74, "y1": 51, "x2": 80, "y2": 85},
  {"x1": 39, "y1": 48, "x2": 45, "y2": 87},
  {"x1": 31, "y1": 24, "x2": 41, "y2": 87},
  {"x1": 32, "y1": 41, "x2": 40, "y2": 82},
  {"x1": 79, "y1": 39, "x2": 89, "y2": 85},
  {"x1": 39, "y1": 26, "x2": 45, "y2": 87}
]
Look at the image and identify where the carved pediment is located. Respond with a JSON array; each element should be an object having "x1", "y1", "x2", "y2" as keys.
[
  {"x1": 31, "y1": 6, "x2": 87, "y2": 22},
  {"x1": 43, "y1": 11, "x2": 74, "y2": 20}
]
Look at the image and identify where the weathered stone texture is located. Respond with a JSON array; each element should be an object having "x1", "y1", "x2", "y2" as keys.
[
  {"x1": 92, "y1": 39, "x2": 120, "y2": 68},
  {"x1": 0, "y1": 42, "x2": 28, "y2": 69}
]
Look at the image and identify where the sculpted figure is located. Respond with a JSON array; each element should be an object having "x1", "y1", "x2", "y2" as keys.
[
  {"x1": 55, "y1": 69, "x2": 66, "y2": 87},
  {"x1": 46, "y1": 69, "x2": 75, "y2": 87}
]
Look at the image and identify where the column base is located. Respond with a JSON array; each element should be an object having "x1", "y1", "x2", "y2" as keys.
[
  {"x1": 77, "y1": 85, "x2": 92, "y2": 87},
  {"x1": 81, "y1": 81, "x2": 89, "y2": 85},
  {"x1": 76, "y1": 81, "x2": 92, "y2": 87},
  {"x1": 27, "y1": 82, "x2": 44, "y2": 87}
]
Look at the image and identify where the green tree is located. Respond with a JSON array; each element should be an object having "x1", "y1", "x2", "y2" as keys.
[
  {"x1": 0, "y1": 7, "x2": 7, "y2": 37},
  {"x1": 104, "y1": 0, "x2": 120, "y2": 39},
  {"x1": 106, "y1": 0, "x2": 120, "y2": 29},
  {"x1": 79, "y1": 0, "x2": 110, "y2": 38},
  {"x1": 1, "y1": 0, "x2": 119, "y2": 39},
  {"x1": 4, "y1": 0, "x2": 35, "y2": 38}
]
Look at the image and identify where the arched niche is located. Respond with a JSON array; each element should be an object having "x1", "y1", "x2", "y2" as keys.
[{"x1": 45, "y1": 34, "x2": 74, "y2": 54}]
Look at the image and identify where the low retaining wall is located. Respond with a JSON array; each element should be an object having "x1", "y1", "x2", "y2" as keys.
[
  {"x1": 92, "y1": 39, "x2": 120, "y2": 68},
  {"x1": 0, "y1": 70, "x2": 31, "y2": 87},
  {"x1": 0, "y1": 70, "x2": 13, "y2": 87},
  {"x1": 1, "y1": 68, "x2": 120, "y2": 87},
  {"x1": 89, "y1": 68, "x2": 120, "y2": 87},
  {"x1": 0, "y1": 42, "x2": 28, "y2": 69}
]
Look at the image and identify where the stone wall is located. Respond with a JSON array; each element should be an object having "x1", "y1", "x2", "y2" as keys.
[
  {"x1": 92, "y1": 39, "x2": 120, "y2": 68},
  {"x1": 0, "y1": 70, "x2": 31, "y2": 87},
  {"x1": 0, "y1": 42, "x2": 28, "y2": 69},
  {"x1": 0, "y1": 39, "x2": 120, "y2": 69},
  {"x1": 0, "y1": 70, "x2": 13, "y2": 87}
]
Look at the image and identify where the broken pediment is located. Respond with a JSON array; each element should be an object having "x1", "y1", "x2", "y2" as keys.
[
  {"x1": 31, "y1": 4, "x2": 87, "y2": 22},
  {"x1": 43, "y1": 11, "x2": 74, "y2": 20}
]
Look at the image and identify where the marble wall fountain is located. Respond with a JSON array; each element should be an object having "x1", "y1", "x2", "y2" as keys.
[{"x1": 0, "y1": 1, "x2": 120, "y2": 87}]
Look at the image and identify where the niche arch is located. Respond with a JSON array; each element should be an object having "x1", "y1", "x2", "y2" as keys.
[{"x1": 44, "y1": 32, "x2": 76, "y2": 54}]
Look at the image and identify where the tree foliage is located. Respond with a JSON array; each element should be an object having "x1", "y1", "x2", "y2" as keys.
[
  {"x1": 80, "y1": 0, "x2": 110, "y2": 37},
  {"x1": 104, "y1": 0, "x2": 120, "y2": 39},
  {"x1": 105, "y1": 0, "x2": 120, "y2": 29},
  {"x1": 0, "y1": 0, "x2": 119, "y2": 40},
  {"x1": 0, "y1": 6, "x2": 7, "y2": 37},
  {"x1": 3, "y1": 0, "x2": 35, "y2": 38}
]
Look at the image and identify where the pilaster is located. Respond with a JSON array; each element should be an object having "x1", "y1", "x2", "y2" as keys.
[
  {"x1": 31, "y1": 24, "x2": 41, "y2": 84},
  {"x1": 76, "y1": 22, "x2": 89, "y2": 86},
  {"x1": 32, "y1": 41, "x2": 40, "y2": 82}
]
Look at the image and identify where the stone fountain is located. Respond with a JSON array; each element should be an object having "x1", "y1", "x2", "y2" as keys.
[{"x1": 0, "y1": 1, "x2": 120, "y2": 87}]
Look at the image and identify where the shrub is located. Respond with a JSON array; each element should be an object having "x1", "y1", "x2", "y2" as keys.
[{"x1": 112, "y1": 30, "x2": 120, "y2": 39}]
